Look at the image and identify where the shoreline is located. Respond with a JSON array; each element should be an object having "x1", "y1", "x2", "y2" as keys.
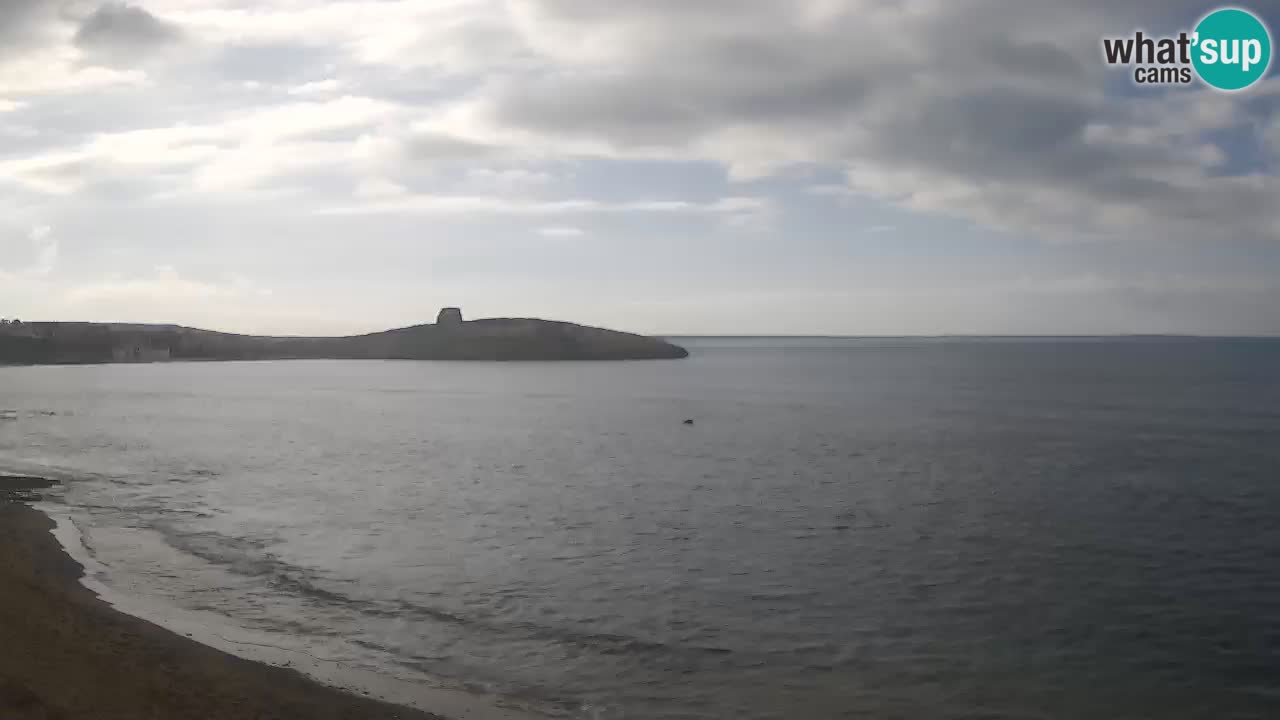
[{"x1": 0, "y1": 476, "x2": 540, "y2": 720}]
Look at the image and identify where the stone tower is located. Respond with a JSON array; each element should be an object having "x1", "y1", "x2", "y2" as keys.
[{"x1": 436, "y1": 307, "x2": 463, "y2": 326}]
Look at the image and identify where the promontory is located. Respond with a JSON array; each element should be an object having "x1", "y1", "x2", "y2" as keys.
[{"x1": 0, "y1": 308, "x2": 689, "y2": 364}]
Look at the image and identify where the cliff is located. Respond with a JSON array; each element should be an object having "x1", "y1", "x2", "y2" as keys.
[{"x1": 0, "y1": 316, "x2": 689, "y2": 364}]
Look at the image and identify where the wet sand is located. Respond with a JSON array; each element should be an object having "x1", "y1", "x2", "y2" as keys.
[{"x1": 0, "y1": 476, "x2": 442, "y2": 720}]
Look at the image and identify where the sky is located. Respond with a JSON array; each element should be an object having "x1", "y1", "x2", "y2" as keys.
[{"x1": 2, "y1": 0, "x2": 1280, "y2": 336}]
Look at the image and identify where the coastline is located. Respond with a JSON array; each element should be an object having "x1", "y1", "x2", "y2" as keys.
[
  {"x1": 0, "y1": 477, "x2": 537, "y2": 720},
  {"x1": 0, "y1": 316, "x2": 690, "y2": 363}
]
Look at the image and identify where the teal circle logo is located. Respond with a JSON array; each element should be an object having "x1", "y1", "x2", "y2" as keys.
[{"x1": 1192, "y1": 7, "x2": 1272, "y2": 91}]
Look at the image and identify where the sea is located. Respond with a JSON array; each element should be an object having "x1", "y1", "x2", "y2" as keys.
[{"x1": 2, "y1": 337, "x2": 1279, "y2": 719}]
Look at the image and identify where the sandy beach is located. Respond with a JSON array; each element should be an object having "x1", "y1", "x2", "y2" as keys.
[{"x1": 0, "y1": 476, "x2": 442, "y2": 720}]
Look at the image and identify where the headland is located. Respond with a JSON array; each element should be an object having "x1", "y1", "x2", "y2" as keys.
[{"x1": 0, "y1": 308, "x2": 688, "y2": 364}]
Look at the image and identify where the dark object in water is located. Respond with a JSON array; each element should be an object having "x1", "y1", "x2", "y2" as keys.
[{"x1": 683, "y1": 419, "x2": 694, "y2": 425}]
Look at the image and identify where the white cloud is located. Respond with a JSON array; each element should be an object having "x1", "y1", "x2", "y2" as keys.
[
  {"x1": 537, "y1": 225, "x2": 584, "y2": 238},
  {"x1": 45, "y1": 266, "x2": 359, "y2": 335},
  {"x1": 64, "y1": 266, "x2": 271, "y2": 306},
  {"x1": 29, "y1": 225, "x2": 57, "y2": 275},
  {"x1": 164, "y1": 0, "x2": 525, "y2": 72},
  {"x1": 321, "y1": 193, "x2": 771, "y2": 219},
  {"x1": 287, "y1": 78, "x2": 343, "y2": 96},
  {"x1": 0, "y1": 95, "x2": 401, "y2": 195},
  {"x1": 191, "y1": 139, "x2": 350, "y2": 192},
  {"x1": 354, "y1": 177, "x2": 409, "y2": 199},
  {"x1": 464, "y1": 167, "x2": 552, "y2": 190},
  {"x1": 0, "y1": 224, "x2": 58, "y2": 280},
  {"x1": 0, "y1": 51, "x2": 146, "y2": 95},
  {"x1": 232, "y1": 95, "x2": 400, "y2": 141}
]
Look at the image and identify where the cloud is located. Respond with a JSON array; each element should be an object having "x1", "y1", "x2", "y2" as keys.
[
  {"x1": 354, "y1": 177, "x2": 409, "y2": 199},
  {"x1": 398, "y1": 131, "x2": 503, "y2": 162},
  {"x1": 420, "y1": 0, "x2": 1277, "y2": 243},
  {"x1": 29, "y1": 225, "x2": 57, "y2": 275},
  {"x1": 0, "y1": 95, "x2": 400, "y2": 196},
  {"x1": 0, "y1": 224, "x2": 58, "y2": 279},
  {"x1": 537, "y1": 225, "x2": 585, "y2": 238},
  {"x1": 74, "y1": 3, "x2": 185, "y2": 66},
  {"x1": 464, "y1": 167, "x2": 551, "y2": 190},
  {"x1": 321, "y1": 193, "x2": 772, "y2": 218},
  {"x1": 287, "y1": 78, "x2": 343, "y2": 96},
  {"x1": 50, "y1": 267, "x2": 321, "y2": 333},
  {"x1": 0, "y1": 1, "x2": 161, "y2": 96},
  {"x1": 0, "y1": 57, "x2": 144, "y2": 96},
  {"x1": 0, "y1": 0, "x2": 62, "y2": 60},
  {"x1": 0, "y1": 0, "x2": 1277, "y2": 335},
  {"x1": 1268, "y1": 115, "x2": 1280, "y2": 157},
  {"x1": 0, "y1": 152, "x2": 92, "y2": 195},
  {"x1": 64, "y1": 266, "x2": 271, "y2": 306},
  {"x1": 16, "y1": 0, "x2": 1259, "y2": 244}
]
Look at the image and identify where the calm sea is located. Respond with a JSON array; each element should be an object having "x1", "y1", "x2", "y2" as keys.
[{"x1": 2, "y1": 337, "x2": 1279, "y2": 719}]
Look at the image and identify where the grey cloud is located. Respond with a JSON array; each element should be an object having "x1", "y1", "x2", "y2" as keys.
[
  {"x1": 488, "y1": 0, "x2": 1280, "y2": 242},
  {"x1": 495, "y1": 78, "x2": 706, "y2": 147},
  {"x1": 978, "y1": 37, "x2": 1086, "y2": 82},
  {"x1": 497, "y1": 3, "x2": 1028, "y2": 148},
  {"x1": 0, "y1": 0, "x2": 47, "y2": 34},
  {"x1": 210, "y1": 44, "x2": 337, "y2": 85},
  {"x1": 74, "y1": 2, "x2": 183, "y2": 66},
  {"x1": 493, "y1": 16, "x2": 889, "y2": 149},
  {"x1": 405, "y1": 133, "x2": 502, "y2": 162},
  {"x1": 916, "y1": 90, "x2": 1093, "y2": 158},
  {"x1": 0, "y1": 0, "x2": 64, "y2": 58}
]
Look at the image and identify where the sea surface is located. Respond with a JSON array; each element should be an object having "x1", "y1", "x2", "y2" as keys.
[{"x1": 2, "y1": 337, "x2": 1279, "y2": 719}]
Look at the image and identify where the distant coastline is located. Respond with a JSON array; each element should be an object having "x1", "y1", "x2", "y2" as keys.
[{"x1": 0, "y1": 308, "x2": 689, "y2": 364}]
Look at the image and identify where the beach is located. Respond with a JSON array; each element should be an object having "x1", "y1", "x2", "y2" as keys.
[{"x1": 0, "y1": 476, "x2": 439, "y2": 720}]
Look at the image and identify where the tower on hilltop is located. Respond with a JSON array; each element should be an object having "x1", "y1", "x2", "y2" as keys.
[{"x1": 436, "y1": 307, "x2": 463, "y2": 326}]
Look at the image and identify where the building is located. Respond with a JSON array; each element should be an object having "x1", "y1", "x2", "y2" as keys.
[{"x1": 437, "y1": 307, "x2": 463, "y2": 326}]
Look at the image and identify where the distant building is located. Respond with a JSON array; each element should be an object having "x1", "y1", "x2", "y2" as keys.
[{"x1": 437, "y1": 307, "x2": 463, "y2": 326}]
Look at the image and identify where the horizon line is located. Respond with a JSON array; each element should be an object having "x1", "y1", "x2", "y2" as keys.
[
  {"x1": 6, "y1": 321, "x2": 1279, "y2": 341},
  {"x1": 658, "y1": 333, "x2": 1280, "y2": 340}
]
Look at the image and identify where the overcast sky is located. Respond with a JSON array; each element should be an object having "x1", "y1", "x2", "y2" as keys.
[{"x1": 2, "y1": 0, "x2": 1279, "y2": 336}]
